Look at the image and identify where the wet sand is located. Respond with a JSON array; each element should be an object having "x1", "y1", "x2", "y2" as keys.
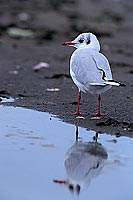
[{"x1": 0, "y1": 0, "x2": 132, "y2": 136}]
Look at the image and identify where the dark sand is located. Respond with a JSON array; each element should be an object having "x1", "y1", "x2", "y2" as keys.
[{"x1": 0, "y1": 0, "x2": 132, "y2": 136}]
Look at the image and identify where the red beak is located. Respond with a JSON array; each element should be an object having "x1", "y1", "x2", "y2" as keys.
[
  {"x1": 62, "y1": 41, "x2": 76, "y2": 46},
  {"x1": 53, "y1": 179, "x2": 67, "y2": 184}
]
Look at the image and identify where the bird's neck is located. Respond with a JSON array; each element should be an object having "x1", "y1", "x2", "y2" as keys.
[{"x1": 88, "y1": 35, "x2": 100, "y2": 51}]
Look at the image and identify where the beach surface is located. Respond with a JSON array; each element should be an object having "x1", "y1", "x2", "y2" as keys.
[{"x1": 0, "y1": 0, "x2": 132, "y2": 136}]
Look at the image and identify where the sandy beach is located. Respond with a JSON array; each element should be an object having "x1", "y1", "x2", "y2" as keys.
[{"x1": 0, "y1": 0, "x2": 133, "y2": 136}]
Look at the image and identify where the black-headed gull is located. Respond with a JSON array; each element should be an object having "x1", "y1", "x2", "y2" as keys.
[
  {"x1": 53, "y1": 128, "x2": 107, "y2": 194},
  {"x1": 63, "y1": 33, "x2": 125, "y2": 117}
]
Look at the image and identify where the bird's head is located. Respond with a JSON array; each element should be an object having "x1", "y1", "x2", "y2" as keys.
[
  {"x1": 53, "y1": 179, "x2": 81, "y2": 195},
  {"x1": 63, "y1": 33, "x2": 100, "y2": 51}
]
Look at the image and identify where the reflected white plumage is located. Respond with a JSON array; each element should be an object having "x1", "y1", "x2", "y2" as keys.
[
  {"x1": 53, "y1": 128, "x2": 108, "y2": 194},
  {"x1": 63, "y1": 33, "x2": 125, "y2": 116},
  {"x1": 64, "y1": 140, "x2": 107, "y2": 193}
]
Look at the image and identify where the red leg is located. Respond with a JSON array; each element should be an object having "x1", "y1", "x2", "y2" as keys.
[
  {"x1": 92, "y1": 95, "x2": 107, "y2": 117},
  {"x1": 70, "y1": 91, "x2": 82, "y2": 115}
]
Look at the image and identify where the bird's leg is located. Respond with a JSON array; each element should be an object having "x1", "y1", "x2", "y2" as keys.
[
  {"x1": 92, "y1": 95, "x2": 107, "y2": 117},
  {"x1": 70, "y1": 91, "x2": 82, "y2": 115},
  {"x1": 76, "y1": 91, "x2": 81, "y2": 114},
  {"x1": 76, "y1": 126, "x2": 79, "y2": 142},
  {"x1": 93, "y1": 132, "x2": 99, "y2": 142},
  {"x1": 98, "y1": 94, "x2": 101, "y2": 115}
]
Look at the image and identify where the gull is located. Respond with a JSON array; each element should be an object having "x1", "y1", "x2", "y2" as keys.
[
  {"x1": 63, "y1": 33, "x2": 125, "y2": 117},
  {"x1": 53, "y1": 128, "x2": 108, "y2": 194}
]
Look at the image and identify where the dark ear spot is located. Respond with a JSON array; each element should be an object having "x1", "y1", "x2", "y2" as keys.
[{"x1": 87, "y1": 39, "x2": 90, "y2": 44}]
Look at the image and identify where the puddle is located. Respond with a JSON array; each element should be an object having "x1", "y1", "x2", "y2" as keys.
[
  {"x1": 0, "y1": 97, "x2": 15, "y2": 103},
  {"x1": 0, "y1": 105, "x2": 132, "y2": 200}
]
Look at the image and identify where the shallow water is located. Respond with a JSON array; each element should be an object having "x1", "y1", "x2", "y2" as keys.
[
  {"x1": 0, "y1": 105, "x2": 132, "y2": 200},
  {"x1": 0, "y1": 97, "x2": 15, "y2": 103}
]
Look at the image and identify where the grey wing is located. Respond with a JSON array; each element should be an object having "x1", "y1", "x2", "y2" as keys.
[
  {"x1": 70, "y1": 51, "x2": 105, "y2": 86},
  {"x1": 92, "y1": 53, "x2": 112, "y2": 80},
  {"x1": 93, "y1": 53, "x2": 126, "y2": 87}
]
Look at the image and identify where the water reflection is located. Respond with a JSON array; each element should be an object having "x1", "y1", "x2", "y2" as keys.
[
  {"x1": 54, "y1": 127, "x2": 108, "y2": 194},
  {"x1": 0, "y1": 106, "x2": 132, "y2": 199}
]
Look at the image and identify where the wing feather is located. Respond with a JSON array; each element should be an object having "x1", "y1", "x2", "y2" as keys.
[
  {"x1": 92, "y1": 52, "x2": 112, "y2": 80},
  {"x1": 70, "y1": 49, "x2": 112, "y2": 86}
]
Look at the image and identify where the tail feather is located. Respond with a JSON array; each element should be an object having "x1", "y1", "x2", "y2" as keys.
[
  {"x1": 119, "y1": 82, "x2": 126, "y2": 87},
  {"x1": 104, "y1": 80, "x2": 126, "y2": 87}
]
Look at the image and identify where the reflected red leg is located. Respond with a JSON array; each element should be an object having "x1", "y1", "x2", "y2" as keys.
[{"x1": 76, "y1": 126, "x2": 79, "y2": 142}]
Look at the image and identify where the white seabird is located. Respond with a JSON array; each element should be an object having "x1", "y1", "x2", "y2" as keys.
[
  {"x1": 63, "y1": 33, "x2": 125, "y2": 116},
  {"x1": 53, "y1": 128, "x2": 108, "y2": 194}
]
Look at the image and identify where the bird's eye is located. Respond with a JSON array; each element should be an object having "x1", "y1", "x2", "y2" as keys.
[{"x1": 79, "y1": 39, "x2": 84, "y2": 43}]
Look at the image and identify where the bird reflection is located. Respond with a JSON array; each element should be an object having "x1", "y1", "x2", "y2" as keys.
[{"x1": 53, "y1": 127, "x2": 108, "y2": 194}]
